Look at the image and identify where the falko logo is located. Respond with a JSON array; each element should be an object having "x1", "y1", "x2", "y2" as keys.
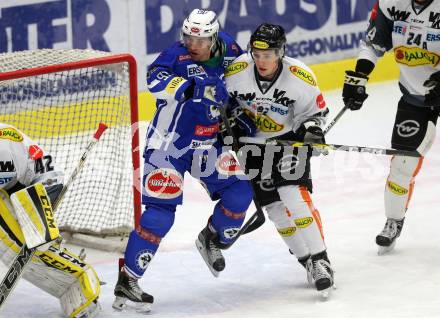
[{"x1": 145, "y1": 168, "x2": 183, "y2": 199}]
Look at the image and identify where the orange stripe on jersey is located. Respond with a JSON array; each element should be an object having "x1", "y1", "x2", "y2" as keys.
[
  {"x1": 405, "y1": 157, "x2": 424, "y2": 210},
  {"x1": 299, "y1": 186, "x2": 325, "y2": 240}
]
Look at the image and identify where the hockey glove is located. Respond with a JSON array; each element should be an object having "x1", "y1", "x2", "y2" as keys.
[
  {"x1": 231, "y1": 108, "x2": 257, "y2": 137},
  {"x1": 343, "y1": 71, "x2": 369, "y2": 110},
  {"x1": 423, "y1": 71, "x2": 440, "y2": 106},
  {"x1": 193, "y1": 76, "x2": 228, "y2": 108},
  {"x1": 303, "y1": 125, "x2": 328, "y2": 156}
]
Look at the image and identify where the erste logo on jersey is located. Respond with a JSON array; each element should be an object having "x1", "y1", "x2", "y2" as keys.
[
  {"x1": 216, "y1": 152, "x2": 244, "y2": 176},
  {"x1": 145, "y1": 168, "x2": 183, "y2": 199},
  {"x1": 0, "y1": 128, "x2": 23, "y2": 142},
  {"x1": 187, "y1": 64, "x2": 207, "y2": 77},
  {"x1": 289, "y1": 66, "x2": 316, "y2": 86},
  {"x1": 225, "y1": 62, "x2": 248, "y2": 77},
  {"x1": 394, "y1": 46, "x2": 440, "y2": 67}
]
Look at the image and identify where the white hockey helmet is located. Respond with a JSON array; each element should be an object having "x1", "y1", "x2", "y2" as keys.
[
  {"x1": 0, "y1": 146, "x2": 16, "y2": 189},
  {"x1": 181, "y1": 9, "x2": 220, "y2": 40}
]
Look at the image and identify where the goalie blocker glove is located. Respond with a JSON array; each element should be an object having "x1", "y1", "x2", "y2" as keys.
[{"x1": 343, "y1": 71, "x2": 369, "y2": 110}]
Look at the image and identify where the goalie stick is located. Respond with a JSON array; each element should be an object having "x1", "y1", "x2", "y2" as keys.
[{"x1": 0, "y1": 123, "x2": 108, "y2": 309}]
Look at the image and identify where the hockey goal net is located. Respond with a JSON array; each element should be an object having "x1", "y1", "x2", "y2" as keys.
[{"x1": 0, "y1": 49, "x2": 141, "y2": 242}]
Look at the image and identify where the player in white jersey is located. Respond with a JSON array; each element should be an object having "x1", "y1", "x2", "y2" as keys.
[
  {"x1": 225, "y1": 23, "x2": 334, "y2": 295},
  {"x1": 343, "y1": 0, "x2": 439, "y2": 254},
  {"x1": 0, "y1": 123, "x2": 101, "y2": 317}
]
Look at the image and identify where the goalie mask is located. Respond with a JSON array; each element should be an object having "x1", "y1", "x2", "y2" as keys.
[
  {"x1": 0, "y1": 148, "x2": 16, "y2": 189},
  {"x1": 249, "y1": 23, "x2": 286, "y2": 59},
  {"x1": 181, "y1": 9, "x2": 220, "y2": 50}
]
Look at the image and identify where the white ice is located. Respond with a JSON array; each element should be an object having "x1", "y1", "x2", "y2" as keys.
[{"x1": 3, "y1": 80, "x2": 440, "y2": 318}]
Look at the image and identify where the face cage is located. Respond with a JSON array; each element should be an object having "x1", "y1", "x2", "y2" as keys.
[
  {"x1": 248, "y1": 44, "x2": 285, "y2": 61},
  {"x1": 180, "y1": 30, "x2": 218, "y2": 51}
]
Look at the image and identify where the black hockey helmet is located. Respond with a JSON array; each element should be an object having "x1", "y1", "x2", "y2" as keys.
[{"x1": 249, "y1": 23, "x2": 286, "y2": 56}]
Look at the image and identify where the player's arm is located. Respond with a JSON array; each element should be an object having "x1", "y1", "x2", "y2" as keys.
[
  {"x1": 295, "y1": 91, "x2": 329, "y2": 146},
  {"x1": 146, "y1": 48, "x2": 192, "y2": 102},
  {"x1": 21, "y1": 135, "x2": 64, "y2": 203},
  {"x1": 343, "y1": 0, "x2": 394, "y2": 110}
]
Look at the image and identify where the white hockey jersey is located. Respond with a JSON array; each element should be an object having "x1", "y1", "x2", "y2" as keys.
[
  {"x1": 0, "y1": 123, "x2": 62, "y2": 191},
  {"x1": 225, "y1": 53, "x2": 328, "y2": 140},
  {"x1": 359, "y1": 0, "x2": 440, "y2": 106}
]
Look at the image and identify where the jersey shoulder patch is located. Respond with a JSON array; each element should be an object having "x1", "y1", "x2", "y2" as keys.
[
  {"x1": 0, "y1": 127, "x2": 23, "y2": 142},
  {"x1": 225, "y1": 56, "x2": 250, "y2": 77},
  {"x1": 289, "y1": 65, "x2": 317, "y2": 86}
]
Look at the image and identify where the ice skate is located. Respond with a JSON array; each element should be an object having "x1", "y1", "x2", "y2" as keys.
[
  {"x1": 306, "y1": 251, "x2": 334, "y2": 298},
  {"x1": 113, "y1": 268, "x2": 154, "y2": 313},
  {"x1": 376, "y1": 218, "x2": 404, "y2": 255},
  {"x1": 195, "y1": 224, "x2": 225, "y2": 277}
]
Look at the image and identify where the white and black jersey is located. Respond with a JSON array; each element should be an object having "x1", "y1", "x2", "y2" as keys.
[
  {"x1": 360, "y1": 0, "x2": 440, "y2": 106},
  {"x1": 0, "y1": 123, "x2": 62, "y2": 192},
  {"x1": 225, "y1": 53, "x2": 328, "y2": 140}
]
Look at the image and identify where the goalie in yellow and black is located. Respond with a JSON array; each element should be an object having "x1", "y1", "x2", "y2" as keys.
[{"x1": 0, "y1": 123, "x2": 101, "y2": 318}]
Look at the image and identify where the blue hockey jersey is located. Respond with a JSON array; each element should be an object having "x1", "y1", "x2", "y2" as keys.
[{"x1": 146, "y1": 32, "x2": 243, "y2": 153}]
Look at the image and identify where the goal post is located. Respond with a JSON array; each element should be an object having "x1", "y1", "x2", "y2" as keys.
[{"x1": 0, "y1": 49, "x2": 141, "y2": 243}]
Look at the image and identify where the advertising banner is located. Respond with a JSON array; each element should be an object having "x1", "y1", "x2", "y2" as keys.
[{"x1": 0, "y1": 0, "x2": 375, "y2": 91}]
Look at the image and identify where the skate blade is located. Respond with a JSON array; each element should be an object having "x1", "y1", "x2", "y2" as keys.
[
  {"x1": 195, "y1": 239, "x2": 220, "y2": 278},
  {"x1": 112, "y1": 296, "x2": 152, "y2": 313},
  {"x1": 377, "y1": 241, "x2": 396, "y2": 255},
  {"x1": 319, "y1": 284, "x2": 336, "y2": 299}
]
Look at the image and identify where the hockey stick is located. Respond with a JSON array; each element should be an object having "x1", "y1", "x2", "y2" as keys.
[
  {"x1": 323, "y1": 105, "x2": 348, "y2": 135},
  {"x1": 232, "y1": 106, "x2": 348, "y2": 236},
  {"x1": 239, "y1": 137, "x2": 422, "y2": 157},
  {"x1": 0, "y1": 123, "x2": 108, "y2": 309},
  {"x1": 218, "y1": 106, "x2": 266, "y2": 241}
]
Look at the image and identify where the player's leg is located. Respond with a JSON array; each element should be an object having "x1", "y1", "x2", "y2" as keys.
[
  {"x1": 277, "y1": 185, "x2": 333, "y2": 294},
  {"x1": 264, "y1": 200, "x2": 310, "y2": 267},
  {"x1": 196, "y1": 150, "x2": 253, "y2": 276},
  {"x1": 270, "y1": 143, "x2": 333, "y2": 294},
  {"x1": 250, "y1": 165, "x2": 311, "y2": 269},
  {"x1": 377, "y1": 99, "x2": 438, "y2": 254},
  {"x1": 114, "y1": 149, "x2": 185, "y2": 312}
]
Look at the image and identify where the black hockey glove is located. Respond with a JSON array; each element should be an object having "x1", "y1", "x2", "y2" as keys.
[
  {"x1": 303, "y1": 125, "x2": 328, "y2": 156},
  {"x1": 423, "y1": 71, "x2": 440, "y2": 106},
  {"x1": 343, "y1": 71, "x2": 369, "y2": 111}
]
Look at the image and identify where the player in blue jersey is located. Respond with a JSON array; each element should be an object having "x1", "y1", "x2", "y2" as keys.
[{"x1": 113, "y1": 9, "x2": 252, "y2": 313}]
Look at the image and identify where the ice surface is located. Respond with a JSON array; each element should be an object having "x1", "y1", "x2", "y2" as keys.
[{"x1": 3, "y1": 80, "x2": 440, "y2": 317}]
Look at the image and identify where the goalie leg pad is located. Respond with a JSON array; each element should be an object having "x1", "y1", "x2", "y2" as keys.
[
  {"x1": 0, "y1": 190, "x2": 27, "y2": 264},
  {"x1": 265, "y1": 200, "x2": 309, "y2": 259},
  {"x1": 10, "y1": 183, "x2": 60, "y2": 249},
  {"x1": 23, "y1": 243, "x2": 101, "y2": 318},
  {"x1": 385, "y1": 156, "x2": 424, "y2": 220},
  {"x1": 277, "y1": 185, "x2": 326, "y2": 255}
]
